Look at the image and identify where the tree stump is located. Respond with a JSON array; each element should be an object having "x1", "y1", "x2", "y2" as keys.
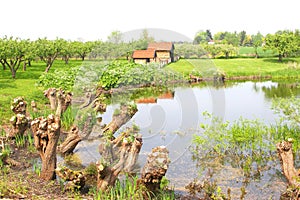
[
  {"x1": 55, "y1": 166, "x2": 85, "y2": 191},
  {"x1": 31, "y1": 114, "x2": 60, "y2": 180},
  {"x1": 139, "y1": 146, "x2": 170, "y2": 191},
  {"x1": 277, "y1": 140, "x2": 300, "y2": 187},
  {"x1": 277, "y1": 140, "x2": 300, "y2": 199},
  {"x1": 9, "y1": 114, "x2": 29, "y2": 138},
  {"x1": 44, "y1": 88, "x2": 57, "y2": 110},
  {"x1": 97, "y1": 128, "x2": 142, "y2": 191},
  {"x1": 102, "y1": 104, "x2": 138, "y2": 137},
  {"x1": 93, "y1": 95, "x2": 107, "y2": 113},
  {"x1": 58, "y1": 125, "x2": 82, "y2": 156},
  {"x1": 9, "y1": 97, "x2": 30, "y2": 138},
  {"x1": 11, "y1": 97, "x2": 27, "y2": 114},
  {"x1": 31, "y1": 100, "x2": 38, "y2": 112}
]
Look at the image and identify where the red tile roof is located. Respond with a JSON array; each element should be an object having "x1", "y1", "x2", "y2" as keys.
[
  {"x1": 132, "y1": 49, "x2": 155, "y2": 59},
  {"x1": 148, "y1": 42, "x2": 173, "y2": 51}
]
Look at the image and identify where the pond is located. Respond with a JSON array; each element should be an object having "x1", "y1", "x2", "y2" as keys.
[{"x1": 73, "y1": 80, "x2": 300, "y2": 199}]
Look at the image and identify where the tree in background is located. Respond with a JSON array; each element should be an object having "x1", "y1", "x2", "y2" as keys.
[
  {"x1": 223, "y1": 32, "x2": 239, "y2": 46},
  {"x1": 73, "y1": 41, "x2": 94, "y2": 61},
  {"x1": 0, "y1": 37, "x2": 34, "y2": 78},
  {"x1": 60, "y1": 40, "x2": 75, "y2": 64},
  {"x1": 193, "y1": 30, "x2": 208, "y2": 44},
  {"x1": 107, "y1": 30, "x2": 123, "y2": 44},
  {"x1": 35, "y1": 38, "x2": 65, "y2": 72},
  {"x1": 238, "y1": 30, "x2": 247, "y2": 46},
  {"x1": 206, "y1": 29, "x2": 213, "y2": 41},
  {"x1": 265, "y1": 30, "x2": 299, "y2": 62},
  {"x1": 251, "y1": 32, "x2": 264, "y2": 58},
  {"x1": 214, "y1": 32, "x2": 226, "y2": 41}
]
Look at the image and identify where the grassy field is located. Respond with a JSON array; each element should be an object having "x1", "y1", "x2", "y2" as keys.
[
  {"x1": 167, "y1": 57, "x2": 300, "y2": 78},
  {"x1": 238, "y1": 46, "x2": 277, "y2": 58},
  {"x1": 0, "y1": 60, "x2": 82, "y2": 124}
]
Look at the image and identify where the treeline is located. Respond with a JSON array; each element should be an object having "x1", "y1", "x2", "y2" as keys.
[
  {"x1": 1, "y1": 29, "x2": 300, "y2": 79},
  {"x1": 180, "y1": 29, "x2": 300, "y2": 60},
  {"x1": 0, "y1": 30, "x2": 153, "y2": 78}
]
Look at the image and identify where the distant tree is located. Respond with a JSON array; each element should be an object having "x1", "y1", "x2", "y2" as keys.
[
  {"x1": 193, "y1": 31, "x2": 207, "y2": 44},
  {"x1": 0, "y1": 37, "x2": 33, "y2": 78},
  {"x1": 107, "y1": 30, "x2": 123, "y2": 44},
  {"x1": 238, "y1": 30, "x2": 247, "y2": 46},
  {"x1": 265, "y1": 30, "x2": 298, "y2": 62},
  {"x1": 214, "y1": 32, "x2": 226, "y2": 41},
  {"x1": 223, "y1": 32, "x2": 239, "y2": 46},
  {"x1": 60, "y1": 40, "x2": 75, "y2": 64},
  {"x1": 73, "y1": 41, "x2": 94, "y2": 61},
  {"x1": 202, "y1": 44, "x2": 222, "y2": 58},
  {"x1": 251, "y1": 32, "x2": 264, "y2": 58},
  {"x1": 175, "y1": 43, "x2": 206, "y2": 58},
  {"x1": 220, "y1": 44, "x2": 237, "y2": 59},
  {"x1": 206, "y1": 29, "x2": 213, "y2": 41},
  {"x1": 35, "y1": 38, "x2": 65, "y2": 72}
]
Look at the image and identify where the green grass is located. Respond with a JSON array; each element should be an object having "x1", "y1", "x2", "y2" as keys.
[
  {"x1": 167, "y1": 57, "x2": 300, "y2": 78},
  {"x1": 238, "y1": 46, "x2": 277, "y2": 58},
  {"x1": 0, "y1": 60, "x2": 82, "y2": 125}
]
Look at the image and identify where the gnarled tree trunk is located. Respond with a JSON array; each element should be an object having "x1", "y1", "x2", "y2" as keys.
[
  {"x1": 277, "y1": 141, "x2": 300, "y2": 187},
  {"x1": 58, "y1": 126, "x2": 82, "y2": 156},
  {"x1": 97, "y1": 128, "x2": 142, "y2": 191},
  {"x1": 277, "y1": 140, "x2": 300, "y2": 199},
  {"x1": 102, "y1": 104, "x2": 138, "y2": 137},
  {"x1": 31, "y1": 114, "x2": 60, "y2": 180},
  {"x1": 9, "y1": 97, "x2": 30, "y2": 138},
  {"x1": 139, "y1": 146, "x2": 170, "y2": 191}
]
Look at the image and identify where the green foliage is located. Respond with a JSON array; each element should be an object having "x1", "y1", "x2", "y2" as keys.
[
  {"x1": 61, "y1": 107, "x2": 76, "y2": 130},
  {"x1": 34, "y1": 38, "x2": 66, "y2": 72},
  {"x1": 193, "y1": 112, "x2": 274, "y2": 177},
  {"x1": 0, "y1": 36, "x2": 34, "y2": 78},
  {"x1": 98, "y1": 61, "x2": 182, "y2": 90},
  {"x1": 37, "y1": 66, "x2": 79, "y2": 90},
  {"x1": 271, "y1": 94, "x2": 300, "y2": 150},
  {"x1": 265, "y1": 30, "x2": 299, "y2": 61},
  {"x1": 92, "y1": 174, "x2": 174, "y2": 200},
  {"x1": 84, "y1": 162, "x2": 98, "y2": 176}
]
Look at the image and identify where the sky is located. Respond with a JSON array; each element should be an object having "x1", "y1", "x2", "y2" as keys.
[{"x1": 1, "y1": 0, "x2": 299, "y2": 41}]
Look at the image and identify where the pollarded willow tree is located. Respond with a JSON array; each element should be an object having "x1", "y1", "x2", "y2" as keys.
[{"x1": 0, "y1": 37, "x2": 34, "y2": 78}]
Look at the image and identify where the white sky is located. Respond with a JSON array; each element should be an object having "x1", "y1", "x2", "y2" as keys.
[{"x1": 0, "y1": 0, "x2": 299, "y2": 41}]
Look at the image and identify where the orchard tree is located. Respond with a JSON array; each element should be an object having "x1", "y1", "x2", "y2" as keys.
[
  {"x1": 73, "y1": 41, "x2": 94, "y2": 61},
  {"x1": 61, "y1": 40, "x2": 75, "y2": 64},
  {"x1": 202, "y1": 44, "x2": 222, "y2": 58},
  {"x1": 265, "y1": 30, "x2": 299, "y2": 62},
  {"x1": 220, "y1": 44, "x2": 237, "y2": 59},
  {"x1": 223, "y1": 32, "x2": 239, "y2": 46},
  {"x1": 0, "y1": 37, "x2": 33, "y2": 78},
  {"x1": 35, "y1": 38, "x2": 65, "y2": 72}
]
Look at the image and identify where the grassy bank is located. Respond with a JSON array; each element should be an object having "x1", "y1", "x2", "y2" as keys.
[
  {"x1": 0, "y1": 60, "x2": 82, "y2": 124},
  {"x1": 167, "y1": 58, "x2": 300, "y2": 78}
]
